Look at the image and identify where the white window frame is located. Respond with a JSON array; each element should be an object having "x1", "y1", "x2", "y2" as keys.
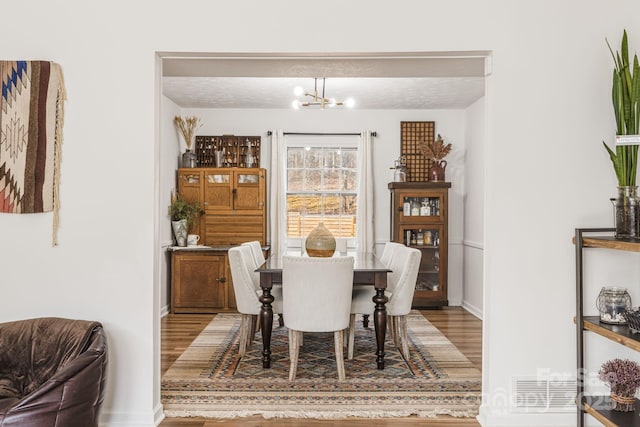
[{"x1": 284, "y1": 134, "x2": 359, "y2": 253}]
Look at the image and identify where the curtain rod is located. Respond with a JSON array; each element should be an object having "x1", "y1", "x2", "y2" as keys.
[{"x1": 266, "y1": 131, "x2": 377, "y2": 137}]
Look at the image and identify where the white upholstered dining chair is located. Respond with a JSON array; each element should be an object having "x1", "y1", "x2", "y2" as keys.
[
  {"x1": 228, "y1": 245, "x2": 283, "y2": 357},
  {"x1": 239, "y1": 241, "x2": 284, "y2": 328},
  {"x1": 348, "y1": 245, "x2": 421, "y2": 359},
  {"x1": 282, "y1": 255, "x2": 354, "y2": 381},
  {"x1": 241, "y1": 240, "x2": 266, "y2": 266},
  {"x1": 379, "y1": 241, "x2": 405, "y2": 267}
]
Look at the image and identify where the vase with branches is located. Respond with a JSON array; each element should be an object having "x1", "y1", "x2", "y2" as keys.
[
  {"x1": 599, "y1": 358, "x2": 640, "y2": 412},
  {"x1": 418, "y1": 134, "x2": 452, "y2": 181},
  {"x1": 174, "y1": 115, "x2": 202, "y2": 168}
]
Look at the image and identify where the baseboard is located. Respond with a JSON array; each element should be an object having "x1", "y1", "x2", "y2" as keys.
[
  {"x1": 154, "y1": 403, "x2": 165, "y2": 426},
  {"x1": 99, "y1": 409, "x2": 158, "y2": 426},
  {"x1": 477, "y1": 404, "x2": 574, "y2": 427},
  {"x1": 462, "y1": 300, "x2": 483, "y2": 320},
  {"x1": 160, "y1": 305, "x2": 169, "y2": 318}
]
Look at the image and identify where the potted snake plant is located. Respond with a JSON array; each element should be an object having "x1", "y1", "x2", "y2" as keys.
[{"x1": 602, "y1": 30, "x2": 640, "y2": 238}]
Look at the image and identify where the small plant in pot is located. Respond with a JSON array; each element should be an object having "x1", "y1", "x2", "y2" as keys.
[
  {"x1": 602, "y1": 30, "x2": 640, "y2": 238},
  {"x1": 168, "y1": 192, "x2": 202, "y2": 246},
  {"x1": 598, "y1": 358, "x2": 640, "y2": 412}
]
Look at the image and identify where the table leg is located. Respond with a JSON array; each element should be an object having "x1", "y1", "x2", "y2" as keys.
[
  {"x1": 259, "y1": 285, "x2": 274, "y2": 368},
  {"x1": 372, "y1": 287, "x2": 388, "y2": 369}
]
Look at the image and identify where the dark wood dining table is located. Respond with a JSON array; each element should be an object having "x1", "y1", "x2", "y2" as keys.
[{"x1": 255, "y1": 252, "x2": 391, "y2": 370}]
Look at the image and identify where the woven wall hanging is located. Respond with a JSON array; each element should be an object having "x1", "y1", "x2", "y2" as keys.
[{"x1": 0, "y1": 61, "x2": 66, "y2": 245}]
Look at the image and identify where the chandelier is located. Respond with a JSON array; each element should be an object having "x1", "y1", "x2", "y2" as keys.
[{"x1": 292, "y1": 77, "x2": 355, "y2": 109}]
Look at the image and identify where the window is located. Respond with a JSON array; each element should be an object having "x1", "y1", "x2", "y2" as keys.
[{"x1": 285, "y1": 135, "x2": 358, "y2": 247}]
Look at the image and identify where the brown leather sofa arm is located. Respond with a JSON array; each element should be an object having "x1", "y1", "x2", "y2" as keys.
[{"x1": 0, "y1": 318, "x2": 107, "y2": 427}]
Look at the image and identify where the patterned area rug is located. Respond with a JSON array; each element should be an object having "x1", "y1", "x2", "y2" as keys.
[{"x1": 162, "y1": 311, "x2": 481, "y2": 419}]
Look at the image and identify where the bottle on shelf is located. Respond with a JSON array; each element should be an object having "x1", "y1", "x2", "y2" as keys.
[
  {"x1": 416, "y1": 230, "x2": 424, "y2": 245},
  {"x1": 420, "y1": 200, "x2": 430, "y2": 216},
  {"x1": 411, "y1": 198, "x2": 420, "y2": 216},
  {"x1": 403, "y1": 199, "x2": 411, "y2": 216}
]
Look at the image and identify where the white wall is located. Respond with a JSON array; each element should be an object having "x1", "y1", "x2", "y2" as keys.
[
  {"x1": 463, "y1": 97, "x2": 485, "y2": 318},
  {"x1": 159, "y1": 97, "x2": 182, "y2": 313},
  {"x1": 2, "y1": 1, "x2": 640, "y2": 426}
]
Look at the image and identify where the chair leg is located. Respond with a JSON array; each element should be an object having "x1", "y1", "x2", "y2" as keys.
[
  {"x1": 399, "y1": 315, "x2": 410, "y2": 360},
  {"x1": 278, "y1": 313, "x2": 284, "y2": 327},
  {"x1": 362, "y1": 314, "x2": 369, "y2": 328},
  {"x1": 334, "y1": 330, "x2": 346, "y2": 381},
  {"x1": 288, "y1": 329, "x2": 299, "y2": 381},
  {"x1": 253, "y1": 314, "x2": 260, "y2": 335},
  {"x1": 387, "y1": 315, "x2": 396, "y2": 345},
  {"x1": 348, "y1": 314, "x2": 356, "y2": 360},
  {"x1": 239, "y1": 314, "x2": 251, "y2": 357}
]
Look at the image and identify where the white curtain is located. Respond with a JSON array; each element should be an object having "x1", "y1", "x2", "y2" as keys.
[
  {"x1": 268, "y1": 130, "x2": 288, "y2": 256},
  {"x1": 356, "y1": 131, "x2": 375, "y2": 253}
]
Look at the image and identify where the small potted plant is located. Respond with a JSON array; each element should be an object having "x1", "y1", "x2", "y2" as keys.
[
  {"x1": 602, "y1": 30, "x2": 640, "y2": 238},
  {"x1": 418, "y1": 134, "x2": 452, "y2": 181},
  {"x1": 168, "y1": 192, "x2": 202, "y2": 246},
  {"x1": 598, "y1": 358, "x2": 640, "y2": 411}
]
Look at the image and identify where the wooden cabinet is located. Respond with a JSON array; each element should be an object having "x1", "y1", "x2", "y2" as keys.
[
  {"x1": 388, "y1": 182, "x2": 450, "y2": 307},
  {"x1": 575, "y1": 228, "x2": 640, "y2": 427},
  {"x1": 177, "y1": 168, "x2": 266, "y2": 245},
  {"x1": 171, "y1": 168, "x2": 267, "y2": 313},
  {"x1": 171, "y1": 249, "x2": 236, "y2": 313}
]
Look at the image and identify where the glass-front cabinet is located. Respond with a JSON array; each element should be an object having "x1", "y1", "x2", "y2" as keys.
[
  {"x1": 177, "y1": 168, "x2": 266, "y2": 245},
  {"x1": 389, "y1": 182, "x2": 450, "y2": 307}
]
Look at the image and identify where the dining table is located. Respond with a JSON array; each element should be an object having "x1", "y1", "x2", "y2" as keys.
[{"x1": 255, "y1": 251, "x2": 391, "y2": 370}]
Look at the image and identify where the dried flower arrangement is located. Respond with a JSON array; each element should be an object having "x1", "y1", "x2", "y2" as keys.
[
  {"x1": 418, "y1": 134, "x2": 452, "y2": 161},
  {"x1": 173, "y1": 115, "x2": 202, "y2": 150},
  {"x1": 598, "y1": 358, "x2": 640, "y2": 411}
]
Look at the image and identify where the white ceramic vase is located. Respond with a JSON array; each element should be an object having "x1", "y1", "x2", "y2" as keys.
[{"x1": 172, "y1": 219, "x2": 188, "y2": 247}]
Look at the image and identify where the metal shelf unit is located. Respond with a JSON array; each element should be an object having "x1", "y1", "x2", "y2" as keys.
[{"x1": 575, "y1": 228, "x2": 640, "y2": 426}]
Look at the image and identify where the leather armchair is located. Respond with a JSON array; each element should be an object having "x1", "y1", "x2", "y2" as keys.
[{"x1": 0, "y1": 317, "x2": 107, "y2": 427}]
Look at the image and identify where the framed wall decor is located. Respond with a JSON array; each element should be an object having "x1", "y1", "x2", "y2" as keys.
[{"x1": 400, "y1": 121, "x2": 435, "y2": 182}]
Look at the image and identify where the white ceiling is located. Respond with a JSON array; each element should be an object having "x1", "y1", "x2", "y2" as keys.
[{"x1": 161, "y1": 53, "x2": 488, "y2": 110}]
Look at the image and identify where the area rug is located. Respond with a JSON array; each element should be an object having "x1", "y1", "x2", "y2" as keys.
[{"x1": 161, "y1": 311, "x2": 481, "y2": 419}]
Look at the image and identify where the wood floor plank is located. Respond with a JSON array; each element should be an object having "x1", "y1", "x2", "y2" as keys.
[{"x1": 160, "y1": 307, "x2": 482, "y2": 426}]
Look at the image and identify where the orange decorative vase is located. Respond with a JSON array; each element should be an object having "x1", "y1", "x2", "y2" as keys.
[{"x1": 305, "y1": 222, "x2": 336, "y2": 257}]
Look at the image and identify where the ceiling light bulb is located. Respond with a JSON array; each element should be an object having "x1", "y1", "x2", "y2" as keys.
[
  {"x1": 292, "y1": 100, "x2": 301, "y2": 109},
  {"x1": 344, "y1": 98, "x2": 355, "y2": 108},
  {"x1": 293, "y1": 86, "x2": 304, "y2": 97},
  {"x1": 328, "y1": 98, "x2": 337, "y2": 107}
]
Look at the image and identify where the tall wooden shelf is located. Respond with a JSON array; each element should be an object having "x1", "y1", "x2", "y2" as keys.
[
  {"x1": 575, "y1": 228, "x2": 640, "y2": 426},
  {"x1": 388, "y1": 182, "x2": 450, "y2": 307}
]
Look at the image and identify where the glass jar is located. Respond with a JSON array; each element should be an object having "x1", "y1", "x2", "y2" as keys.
[{"x1": 596, "y1": 287, "x2": 632, "y2": 324}]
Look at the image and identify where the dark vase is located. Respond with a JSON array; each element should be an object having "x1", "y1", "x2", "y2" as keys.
[
  {"x1": 613, "y1": 186, "x2": 639, "y2": 239},
  {"x1": 429, "y1": 160, "x2": 447, "y2": 181}
]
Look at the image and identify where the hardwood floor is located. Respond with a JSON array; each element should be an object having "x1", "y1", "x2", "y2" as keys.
[{"x1": 160, "y1": 307, "x2": 482, "y2": 427}]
